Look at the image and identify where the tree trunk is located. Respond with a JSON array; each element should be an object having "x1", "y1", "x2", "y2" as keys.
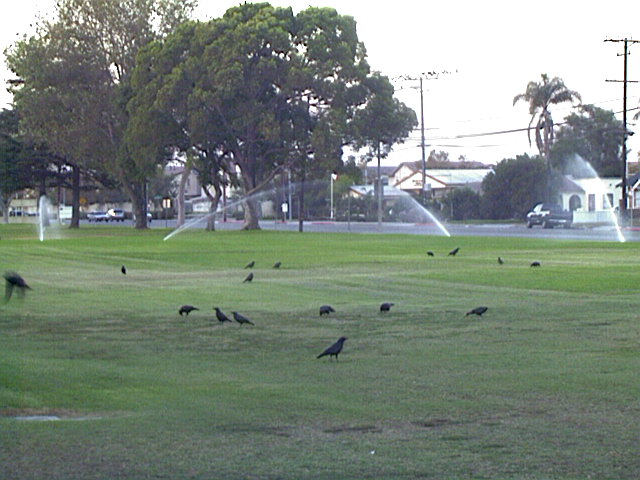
[
  {"x1": 298, "y1": 164, "x2": 305, "y2": 232},
  {"x1": 123, "y1": 180, "x2": 148, "y2": 229},
  {"x1": 69, "y1": 164, "x2": 81, "y2": 229},
  {"x1": 239, "y1": 165, "x2": 261, "y2": 230},
  {"x1": 176, "y1": 163, "x2": 191, "y2": 227},
  {"x1": 202, "y1": 185, "x2": 221, "y2": 231},
  {"x1": 242, "y1": 197, "x2": 261, "y2": 230},
  {"x1": 2, "y1": 195, "x2": 9, "y2": 224}
]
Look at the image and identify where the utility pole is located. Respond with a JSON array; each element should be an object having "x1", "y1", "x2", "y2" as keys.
[
  {"x1": 605, "y1": 38, "x2": 639, "y2": 215},
  {"x1": 397, "y1": 71, "x2": 453, "y2": 205},
  {"x1": 420, "y1": 77, "x2": 427, "y2": 205}
]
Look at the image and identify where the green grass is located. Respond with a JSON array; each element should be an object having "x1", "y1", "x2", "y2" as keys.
[{"x1": 1, "y1": 224, "x2": 640, "y2": 479}]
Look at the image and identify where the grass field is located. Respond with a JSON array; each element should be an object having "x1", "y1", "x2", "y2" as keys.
[{"x1": 1, "y1": 224, "x2": 639, "y2": 479}]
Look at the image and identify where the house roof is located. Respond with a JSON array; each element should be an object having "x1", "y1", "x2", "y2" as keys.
[
  {"x1": 391, "y1": 160, "x2": 490, "y2": 176},
  {"x1": 559, "y1": 176, "x2": 584, "y2": 193},
  {"x1": 349, "y1": 185, "x2": 410, "y2": 198},
  {"x1": 621, "y1": 173, "x2": 640, "y2": 189},
  {"x1": 364, "y1": 165, "x2": 397, "y2": 178},
  {"x1": 394, "y1": 168, "x2": 490, "y2": 189},
  {"x1": 567, "y1": 176, "x2": 621, "y2": 193}
]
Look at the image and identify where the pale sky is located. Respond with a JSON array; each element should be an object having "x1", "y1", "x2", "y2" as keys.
[{"x1": 2, "y1": 0, "x2": 639, "y2": 166}]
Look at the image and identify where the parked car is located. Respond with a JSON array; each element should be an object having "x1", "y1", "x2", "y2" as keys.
[
  {"x1": 526, "y1": 203, "x2": 573, "y2": 229},
  {"x1": 107, "y1": 208, "x2": 126, "y2": 222},
  {"x1": 87, "y1": 211, "x2": 110, "y2": 222}
]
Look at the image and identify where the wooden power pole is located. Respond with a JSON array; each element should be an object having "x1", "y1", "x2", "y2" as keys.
[{"x1": 605, "y1": 38, "x2": 639, "y2": 214}]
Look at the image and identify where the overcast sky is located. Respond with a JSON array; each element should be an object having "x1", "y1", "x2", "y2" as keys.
[{"x1": 2, "y1": 0, "x2": 639, "y2": 166}]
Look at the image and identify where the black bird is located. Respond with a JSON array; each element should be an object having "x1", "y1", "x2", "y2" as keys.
[
  {"x1": 530, "y1": 261, "x2": 541, "y2": 267},
  {"x1": 4, "y1": 271, "x2": 31, "y2": 302},
  {"x1": 466, "y1": 306, "x2": 488, "y2": 317},
  {"x1": 448, "y1": 247, "x2": 460, "y2": 256},
  {"x1": 317, "y1": 336, "x2": 348, "y2": 360},
  {"x1": 380, "y1": 302, "x2": 394, "y2": 312},
  {"x1": 179, "y1": 305, "x2": 199, "y2": 316},
  {"x1": 232, "y1": 311, "x2": 255, "y2": 325},
  {"x1": 243, "y1": 272, "x2": 254, "y2": 283},
  {"x1": 319, "y1": 305, "x2": 335, "y2": 316},
  {"x1": 245, "y1": 260, "x2": 255, "y2": 269},
  {"x1": 272, "y1": 261, "x2": 281, "y2": 269},
  {"x1": 427, "y1": 251, "x2": 435, "y2": 257},
  {"x1": 498, "y1": 257, "x2": 504, "y2": 264},
  {"x1": 121, "y1": 265, "x2": 127, "y2": 275},
  {"x1": 214, "y1": 307, "x2": 232, "y2": 323}
]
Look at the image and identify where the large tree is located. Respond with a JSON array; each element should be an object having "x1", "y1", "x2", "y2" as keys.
[
  {"x1": 549, "y1": 104, "x2": 623, "y2": 177},
  {"x1": 6, "y1": 0, "x2": 195, "y2": 229},
  {"x1": 129, "y1": 4, "x2": 414, "y2": 230}
]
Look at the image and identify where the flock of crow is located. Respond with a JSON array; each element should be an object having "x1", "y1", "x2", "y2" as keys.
[{"x1": 4, "y1": 245, "x2": 543, "y2": 362}]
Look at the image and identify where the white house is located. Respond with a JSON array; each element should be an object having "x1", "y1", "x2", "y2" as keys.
[
  {"x1": 391, "y1": 162, "x2": 491, "y2": 198},
  {"x1": 559, "y1": 175, "x2": 621, "y2": 225}
]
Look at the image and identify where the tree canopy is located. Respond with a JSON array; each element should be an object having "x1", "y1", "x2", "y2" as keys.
[
  {"x1": 127, "y1": 3, "x2": 416, "y2": 229},
  {"x1": 550, "y1": 104, "x2": 623, "y2": 177},
  {"x1": 6, "y1": 0, "x2": 196, "y2": 228},
  {"x1": 481, "y1": 154, "x2": 549, "y2": 219}
]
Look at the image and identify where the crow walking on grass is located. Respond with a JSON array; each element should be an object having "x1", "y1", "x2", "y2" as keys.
[
  {"x1": 466, "y1": 306, "x2": 488, "y2": 317},
  {"x1": 427, "y1": 251, "x2": 435, "y2": 257},
  {"x1": 272, "y1": 261, "x2": 281, "y2": 269},
  {"x1": 245, "y1": 260, "x2": 255, "y2": 269},
  {"x1": 214, "y1": 307, "x2": 232, "y2": 323},
  {"x1": 4, "y1": 271, "x2": 31, "y2": 302},
  {"x1": 232, "y1": 311, "x2": 255, "y2": 325},
  {"x1": 498, "y1": 257, "x2": 504, "y2": 265},
  {"x1": 448, "y1": 247, "x2": 460, "y2": 256},
  {"x1": 530, "y1": 261, "x2": 541, "y2": 267},
  {"x1": 319, "y1": 305, "x2": 335, "y2": 316},
  {"x1": 179, "y1": 305, "x2": 199, "y2": 316},
  {"x1": 243, "y1": 272, "x2": 254, "y2": 283},
  {"x1": 317, "y1": 336, "x2": 347, "y2": 360},
  {"x1": 121, "y1": 265, "x2": 127, "y2": 275},
  {"x1": 380, "y1": 302, "x2": 394, "y2": 312}
]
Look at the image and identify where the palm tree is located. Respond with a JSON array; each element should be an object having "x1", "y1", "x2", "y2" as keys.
[
  {"x1": 513, "y1": 74, "x2": 581, "y2": 200},
  {"x1": 514, "y1": 74, "x2": 582, "y2": 158}
]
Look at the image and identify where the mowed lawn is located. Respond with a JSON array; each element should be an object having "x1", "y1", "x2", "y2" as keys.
[{"x1": 1, "y1": 224, "x2": 639, "y2": 479}]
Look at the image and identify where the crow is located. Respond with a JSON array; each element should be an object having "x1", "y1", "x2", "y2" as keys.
[
  {"x1": 319, "y1": 305, "x2": 335, "y2": 316},
  {"x1": 243, "y1": 272, "x2": 254, "y2": 283},
  {"x1": 121, "y1": 265, "x2": 127, "y2": 275},
  {"x1": 4, "y1": 271, "x2": 31, "y2": 302},
  {"x1": 317, "y1": 336, "x2": 347, "y2": 360},
  {"x1": 272, "y1": 261, "x2": 281, "y2": 269},
  {"x1": 530, "y1": 261, "x2": 541, "y2": 267},
  {"x1": 380, "y1": 302, "x2": 394, "y2": 312},
  {"x1": 232, "y1": 311, "x2": 255, "y2": 325},
  {"x1": 448, "y1": 247, "x2": 460, "y2": 256},
  {"x1": 427, "y1": 251, "x2": 435, "y2": 257},
  {"x1": 245, "y1": 260, "x2": 255, "y2": 269},
  {"x1": 498, "y1": 257, "x2": 504, "y2": 265},
  {"x1": 214, "y1": 307, "x2": 232, "y2": 323},
  {"x1": 466, "y1": 306, "x2": 488, "y2": 316},
  {"x1": 179, "y1": 305, "x2": 199, "y2": 316}
]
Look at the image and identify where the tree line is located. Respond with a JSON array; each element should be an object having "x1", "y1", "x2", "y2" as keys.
[
  {"x1": 2, "y1": 1, "x2": 416, "y2": 228},
  {"x1": 1, "y1": 3, "x2": 627, "y2": 225}
]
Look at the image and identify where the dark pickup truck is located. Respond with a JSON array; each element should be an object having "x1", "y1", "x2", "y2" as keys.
[{"x1": 526, "y1": 203, "x2": 573, "y2": 229}]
